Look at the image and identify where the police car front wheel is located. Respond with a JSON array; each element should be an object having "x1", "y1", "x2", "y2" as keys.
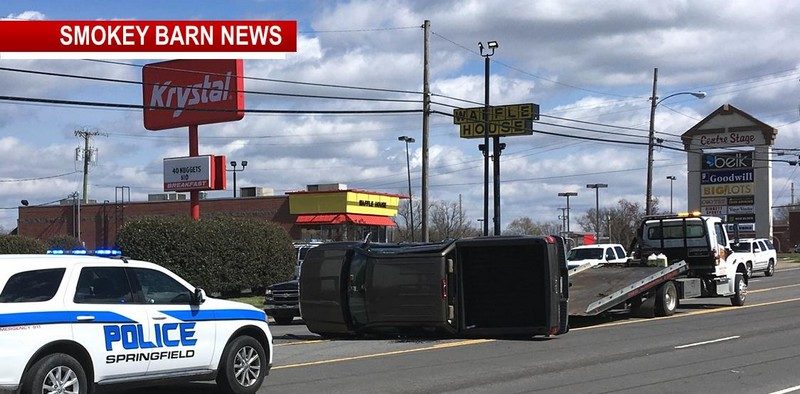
[
  {"x1": 25, "y1": 353, "x2": 88, "y2": 394},
  {"x1": 217, "y1": 335, "x2": 267, "y2": 394}
]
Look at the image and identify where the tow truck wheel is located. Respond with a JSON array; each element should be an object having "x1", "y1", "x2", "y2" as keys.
[
  {"x1": 217, "y1": 335, "x2": 267, "y2": 394},
  {"x1": 765, "y1": 259, "x2": 775, "y2": 277},
  {"x1": 654, "y1": 281, "x2": 678, "y2": 317},
  {"x1": 731, "y1": 274, "x2": 747, "y2": 306},
  {"x1": 25, "y1": 353, "x2": 88, "y2": 394}
]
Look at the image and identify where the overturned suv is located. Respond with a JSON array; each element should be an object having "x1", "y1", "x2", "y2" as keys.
[{"x1": 0, "y1": 253, "x2": 273, "y2": 394}]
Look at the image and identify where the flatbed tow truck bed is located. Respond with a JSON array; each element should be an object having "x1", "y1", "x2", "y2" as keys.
[{"x1": 568, "y1": 261, "x2": 688, "y2": 316}]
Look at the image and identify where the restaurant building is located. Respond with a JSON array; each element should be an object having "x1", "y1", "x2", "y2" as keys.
[{"x1": 16, "y1": 183, "x2": 403, "y2": 249}]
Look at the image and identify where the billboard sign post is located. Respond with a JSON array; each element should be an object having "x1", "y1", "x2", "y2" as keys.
[{"x1": 144, "y1": 59, "x2": 245, "y2": 220}]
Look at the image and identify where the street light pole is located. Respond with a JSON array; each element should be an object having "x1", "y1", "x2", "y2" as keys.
[
  {"x1": 479, "y1": 40, "x2": 497, "y2": 236},
  {"x1": 398, "y1": 136, "x2": 416, "y2": 241},
  {"x1": 666, "y1": 175, "x2": 676, "y2": 213},
  {"x1": 558, "y1": 192, "x2": 578, "y2": 235},
  {"x1": 227, "y1": 160, "x2": 248, "y2": 198},
  {"x1": 586, "y1": 184, "x2": 608, "y2": 243},
  {"x1": 645, "y1": 67, "x2": 707, "y2": 215}
]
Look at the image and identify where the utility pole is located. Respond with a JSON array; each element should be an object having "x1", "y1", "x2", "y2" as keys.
[
  {"x1": 75, "y1": 128, "x2": 107, "y2": 204},
  {"x1": 421, "y1": 19, "x2": 431, "y2": 242},
  {"x1": 645, "y1": 67, "x2": 658, "y2": 216}
]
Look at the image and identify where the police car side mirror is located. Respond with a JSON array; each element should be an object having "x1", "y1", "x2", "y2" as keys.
[{"x1": 191, "y1": 288, "x2": 206, "y2": 305}]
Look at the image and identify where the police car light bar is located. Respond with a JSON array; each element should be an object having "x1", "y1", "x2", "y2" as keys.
[{"x1": 47, "y1": 249, "x2": 122, "y2": 256}]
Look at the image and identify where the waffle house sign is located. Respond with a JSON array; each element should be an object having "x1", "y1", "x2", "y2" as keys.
[{"x1": 453, "y1": 103, "x2": 539, "y2": 138}]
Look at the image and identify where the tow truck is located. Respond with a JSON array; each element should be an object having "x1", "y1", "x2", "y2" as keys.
[{"x1": 568, "y1": 213, "x2": 749, "y2": 317}]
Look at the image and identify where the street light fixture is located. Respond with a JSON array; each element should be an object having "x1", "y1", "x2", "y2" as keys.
[
  {"x1": 399, "y1": 136, "x2": 416, "y2": 242},
  {"x1": 586, "y1": 184, "x2": 608, "y2": 243},
  {"x1": 557, "y1": 192, "x2": 578, "y2": 235},
  {"x1": 666, "y1": 175, "x2": 677, "y2": 213},
  {"x1": 478, "y1": 40, "x2": 498, "y2": 236},
  {"x1": 227, "y1": 160, "x2": 247, "y2": 198},
  {"x1": 645, "y1": 68, "x2": 706, "y2": 215}
]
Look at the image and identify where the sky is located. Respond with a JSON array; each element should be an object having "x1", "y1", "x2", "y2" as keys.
[{"x1": 1, "y1": 0, "x2": 799, "y2": 233}]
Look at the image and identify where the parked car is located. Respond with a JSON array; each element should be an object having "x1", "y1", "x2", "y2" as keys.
[
  {"x1": 264, "y1": 241, "x2": 323, "y2": 325},
  {"x1": 730, "y1": 238, "x2": 776, "y2": 277},
  {"x1": 566, "y1": 243, "x2": 628, "y2": 270}
]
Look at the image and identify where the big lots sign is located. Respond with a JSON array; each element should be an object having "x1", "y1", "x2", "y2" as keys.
[{"x1": 142, "y1": 59, "x2": 244, "y2": 130}]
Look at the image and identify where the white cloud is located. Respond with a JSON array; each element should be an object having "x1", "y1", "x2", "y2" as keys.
[{"x1": 3, "y1": 11, "x2": 45, "y2": 20}]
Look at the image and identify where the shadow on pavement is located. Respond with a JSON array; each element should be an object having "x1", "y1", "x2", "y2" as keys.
[{"x1": 101, "y1": 382, "x2": 220, "y2": 394}]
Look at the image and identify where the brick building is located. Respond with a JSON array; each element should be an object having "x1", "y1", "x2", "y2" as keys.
[{"x1": 17, "y1": 184, "x2": 403, "y2": 249}]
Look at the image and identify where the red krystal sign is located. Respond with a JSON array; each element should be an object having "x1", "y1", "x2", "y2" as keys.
[{"x1": 142, "y1": 59, "x2": 245, "y2": 130}]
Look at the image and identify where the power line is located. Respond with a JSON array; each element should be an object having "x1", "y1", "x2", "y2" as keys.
[
  {"x1": 0, "y1": 66, "x2": 423, "y2": 105},
  {"x1": 299, "y1": 26, "x2": 419, "y2": 33},
  {"x1": 0, "y1": 197, "x2": 68, "y2": 210},
  {"x1": 84, "y1": 59, "x2": 424, "y2": 95},
  {"x1": 105, "y1": 121, "x2": 454, "y2": 141},
  {"x1": 0, "y1": 95, "x2": 422, "y2": 115},
  {"x1": 430, "y1": 31, "x2": 638, "y2": 99},
  {"x1": 540, "y1": 114, "x2": 650, "y2": 132},
  {"x1": 429, "y1": 163, "x2": 686, "y2": 188},
  {"x1": 0, "y1": 171, "x2": 80, "y2": 183}
]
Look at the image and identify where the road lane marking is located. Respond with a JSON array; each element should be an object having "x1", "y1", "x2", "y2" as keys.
[
  {"x1": 572, "y1": 297, "x2": 800, "y2": 331},
  {"x1": 274, "y1": 339, "x2": 329, "y2": 347},
  {"x1": 770, "y1": 384, "x2": 800, "y2": 394},
  {"x1": 674, "y1": 335, "x2": 740, "y2": 349},
  {"x1": 272, "y1": 295, "x2": 800, "y2": 369},
  {"x1": 750, "y1": 283, "x2": 800, "y2": 294},
  {"x1": 272, "y1": 339, "x2": 494, "y2": 369},
  {"x1": 777, "y1": 267, "x2": 800, "y2": 272}
]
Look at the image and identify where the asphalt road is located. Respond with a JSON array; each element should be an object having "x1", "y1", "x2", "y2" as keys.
[{"x1": 121, "y1": 262, "x2": 800, "y2": 394}]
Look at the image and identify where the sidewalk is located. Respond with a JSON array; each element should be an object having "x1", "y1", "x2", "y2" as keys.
[{"x1": 777, "y1": 255, "x2": 800, "y2": 270}]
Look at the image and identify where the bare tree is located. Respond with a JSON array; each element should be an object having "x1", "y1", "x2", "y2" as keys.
[
  {"x1": 394, "y1": 199, "x2": 421, "y2": 242},
  {"x1": 504, "y1": 217, "x2": 561, "y2": 236},
  {"x1": 577, "y1": 198, "x2": 658, "y2": 248},
  {"x1": 429, "y1": 200, "x2": 480, "y2": 241}
]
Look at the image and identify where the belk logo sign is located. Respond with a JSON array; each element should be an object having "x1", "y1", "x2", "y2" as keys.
[
  {"x1": 701, "y1": 152, "x2": 752, "y2": 170},
  {"x1": 142, "y1": 59, "x2": 244, "y2": 130}
]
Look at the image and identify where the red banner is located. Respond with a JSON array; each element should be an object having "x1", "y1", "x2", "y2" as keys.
[
  {"x1": 0, "y1": 20, "x2": 296, "y2": 57},
  {"x1": 142, "y1": 59, "x2": 245, "y2": 130}
]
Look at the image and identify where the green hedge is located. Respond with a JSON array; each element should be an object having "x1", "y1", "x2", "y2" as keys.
[
  {"x1": 46, "y1": 235, "x2": 83, "y2": 250},
  {"x1": 116, "y1": 216, "x2": 295, "y2": 296},
  {"x1": 0, "y1": 235, "x2": 46, "y2": 254}
]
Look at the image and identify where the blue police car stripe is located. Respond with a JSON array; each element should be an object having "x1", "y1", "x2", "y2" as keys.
[
  {"x1": 159, "y1": 309, "x2": 266, "y2": 322},
  {"x1": 0, "y1": 311, "x2": 136, "y2": 327}
]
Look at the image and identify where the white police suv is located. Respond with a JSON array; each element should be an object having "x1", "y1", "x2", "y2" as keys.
[{"x1": 0, "y1": 252, "x2": 273, "y2": 394}]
